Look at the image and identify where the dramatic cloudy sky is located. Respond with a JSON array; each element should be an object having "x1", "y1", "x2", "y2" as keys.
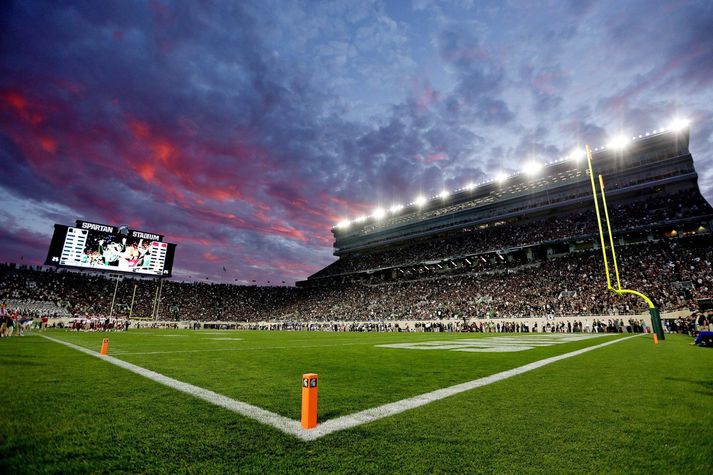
[{"x1": 1, "y1": 0, "x2": 712, "y2": 284}]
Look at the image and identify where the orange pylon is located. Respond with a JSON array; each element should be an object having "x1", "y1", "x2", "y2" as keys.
[
  {"x1": 100, "y1": 338, "x2": 109, "y2": 355},
  {"x1": 301, "y1": 373, "x2": 318, "y2": 429}
]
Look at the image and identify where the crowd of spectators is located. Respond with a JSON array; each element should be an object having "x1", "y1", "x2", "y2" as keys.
[
  {"x1": 231, "y1": 318, "x2": 650, "y2": 334},
  {"x1": 313, "y1": 190, "x2": 712, "y2": 278},
  {"x1": 669, "y1": 310, "x2": 712, "y2": 335},
  {"x1": 278, "y1": 237, "x2": 711, "y2": 321},
  {"x1": 461, "y1": 318, "x2": 647, "y2": 334},
  {"x1": 1, "y1": 299, "x2": 71, "y2": 318},
  {"x1": 1, "y1": 234, "x2": 710, "y2": 325},
  {"x1": 0, "y1": 264, "x2": 294, "y2": 322}
]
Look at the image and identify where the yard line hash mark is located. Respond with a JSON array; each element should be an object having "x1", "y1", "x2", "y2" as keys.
[{"x1": 40, "y1": 334, "x2": 639, "y2": 441}]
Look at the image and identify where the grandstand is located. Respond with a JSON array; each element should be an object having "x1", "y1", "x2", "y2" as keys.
[
  {"x1": 1, "y1": 127, "x2": 711, "y2": 326},
  {"x1": 305, "y1": 127, "x2": 711, "y2": 286},
  {"x1": 1, "y1": 298, "x2": 72, "y2": 318}
]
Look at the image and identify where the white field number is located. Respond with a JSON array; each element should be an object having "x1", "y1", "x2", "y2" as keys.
[{"x1": 376, "y1": 334, "x2": 606, "y2": 353}]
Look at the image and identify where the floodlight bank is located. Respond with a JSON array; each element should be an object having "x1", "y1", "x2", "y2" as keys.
[{"x1": 332, "y1": 118, "x2": 690, "y2": 227}]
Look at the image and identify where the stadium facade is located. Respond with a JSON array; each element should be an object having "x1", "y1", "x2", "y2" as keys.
[{"x1": 302, "y1": 128, "x2": 712, "y2": 286}]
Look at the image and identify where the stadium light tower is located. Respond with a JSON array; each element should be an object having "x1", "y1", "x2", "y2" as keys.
[
  {"x1": 337, "y1": 219, "x2": 350, "y2": 229},
  {"x1": 414, "y1": 195, "x2": 427, "y2": 207},
  {"x1": 607, "y1": 135, "x2": 629, "y2": 150},
  {"x1": 569, "y1": 149, "x2": 585, "y2": 162},
  {"x1": 495, "y1": 172, "x2": 508, "y2": 184},
  {"x1": 669, "y1": 117, "x2": 690, "y2": 132},
  {"x1": 372, "y1": 207, "x2": 386, "y2": 219},
  {"x1": 390, "y1": 204, "x2": 404, "y2": 214},
  {"x1": 522, "y1": 161, "x2": 543, "y2": 176},
  {"x1": 439, "y1": 190, "x2": 450, "y2": 200},
  {"x1": 464, "y1": 182, "x2": 476, "y2": 191}
]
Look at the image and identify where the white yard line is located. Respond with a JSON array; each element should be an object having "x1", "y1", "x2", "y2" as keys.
[{"x1": 40, "y1": 333, "x2": 639, "y2": 441}]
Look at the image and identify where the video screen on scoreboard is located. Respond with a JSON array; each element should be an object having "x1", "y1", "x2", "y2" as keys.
[{"x1": 45, "y1": 221, "x2": 176, "y2": 277}]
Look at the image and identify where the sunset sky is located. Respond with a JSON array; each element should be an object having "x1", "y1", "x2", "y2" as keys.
[{"x1": 1, "y1": 0, "x2": 712, "y2": 284}]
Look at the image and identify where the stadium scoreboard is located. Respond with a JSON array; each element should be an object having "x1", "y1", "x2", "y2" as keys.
[{"x1": 45, "y1": 220, "x2": 176, "y2": 277}]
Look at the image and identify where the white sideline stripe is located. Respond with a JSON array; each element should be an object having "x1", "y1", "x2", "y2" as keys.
[
  {"x1": 39, "y1": 335, "x2": 305, "y2": 439},
  {"x1": 40, "y1": 334, "x2": 639, "y2": 442}
]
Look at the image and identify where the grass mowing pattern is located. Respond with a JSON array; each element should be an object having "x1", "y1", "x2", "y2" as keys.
[{"x1": 1, "y1": 330, "x2": 712, "y2": 473}]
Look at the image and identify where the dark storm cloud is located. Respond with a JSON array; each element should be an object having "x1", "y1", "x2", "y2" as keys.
[{"x1": 0, "y1": 135, "x2": 47, "y2": 196}]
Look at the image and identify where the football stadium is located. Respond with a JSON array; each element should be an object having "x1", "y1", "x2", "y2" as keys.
[
  {"x1": 2, "y1": 125, "x2": 713, "y2": 473},
  {"x1": 2, "y1": 2, "x2": 713, "y2": 474}
]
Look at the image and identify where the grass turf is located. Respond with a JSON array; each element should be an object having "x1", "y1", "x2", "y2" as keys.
[{"x1": 1, "y1": 329, "x2": 712, "y2": 474}]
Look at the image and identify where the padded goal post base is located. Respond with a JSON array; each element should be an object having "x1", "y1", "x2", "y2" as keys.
[{"x1": 649, "y1": 307, "x2": 665, "y2": 341}]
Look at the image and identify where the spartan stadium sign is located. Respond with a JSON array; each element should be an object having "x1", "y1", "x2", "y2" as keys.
[
  {"x1": 77, "y1": 220, "x2": 116, "y2": 234},
  {"x1": 45, "y1": 220, "x2": 176, "y2": 277},
  {"x1": 131, "y1": 230, "x2": 162, "y2": 241}
]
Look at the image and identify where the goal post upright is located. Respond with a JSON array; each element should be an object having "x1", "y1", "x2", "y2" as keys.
[
  {"x1": 598, "y1": 175, "x2": 621, "y2": 291},
  {"x1": 586, "y1": 145, "x2": 613, "y2": 290},
  {"x1": 585, "y1": 145, "x2": 665, "y2": 341}
]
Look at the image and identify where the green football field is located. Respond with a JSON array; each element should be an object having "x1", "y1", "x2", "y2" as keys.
[{"x1": 1, "y1": 329, "x2": 712, "y2": 474}]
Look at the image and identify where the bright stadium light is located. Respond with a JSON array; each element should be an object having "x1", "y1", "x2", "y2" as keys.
[
  {"x1": 669, "y1": 117, "x2": 690, "y2": 132},
  {"x1": 607, "y1": 135, "x2": 629, "y2": 150},
  {"x1": 439, "y1": 190, "x2": 450, "y2": 199},
  {"x1": 355, "y1": 215, "x2": 367, "y2": 223},
  {"x1": 414, "y1": 195, "x2": 427, "y2": 207},
  {"x1": 522, "y1": 161, "x2": 543, "y2": 176},
  {"x1": 569, "y1": 149, "x2": 585, "y2": 162},
  {"x1": 494, "y1": 172, "x2": 508, "y2": 184},
  {"x1": 464, "y1": 182, "x2": 476, "y2": 191},
  {"x1": 336, "y1": 219, "x2": 351, "y2": 229},
  {"x1": 372, "y1": 207, "x2": 386, "y2": 219},
  {"x1": 390, "y1": 204, "x2": 404, "y2": 214}
]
